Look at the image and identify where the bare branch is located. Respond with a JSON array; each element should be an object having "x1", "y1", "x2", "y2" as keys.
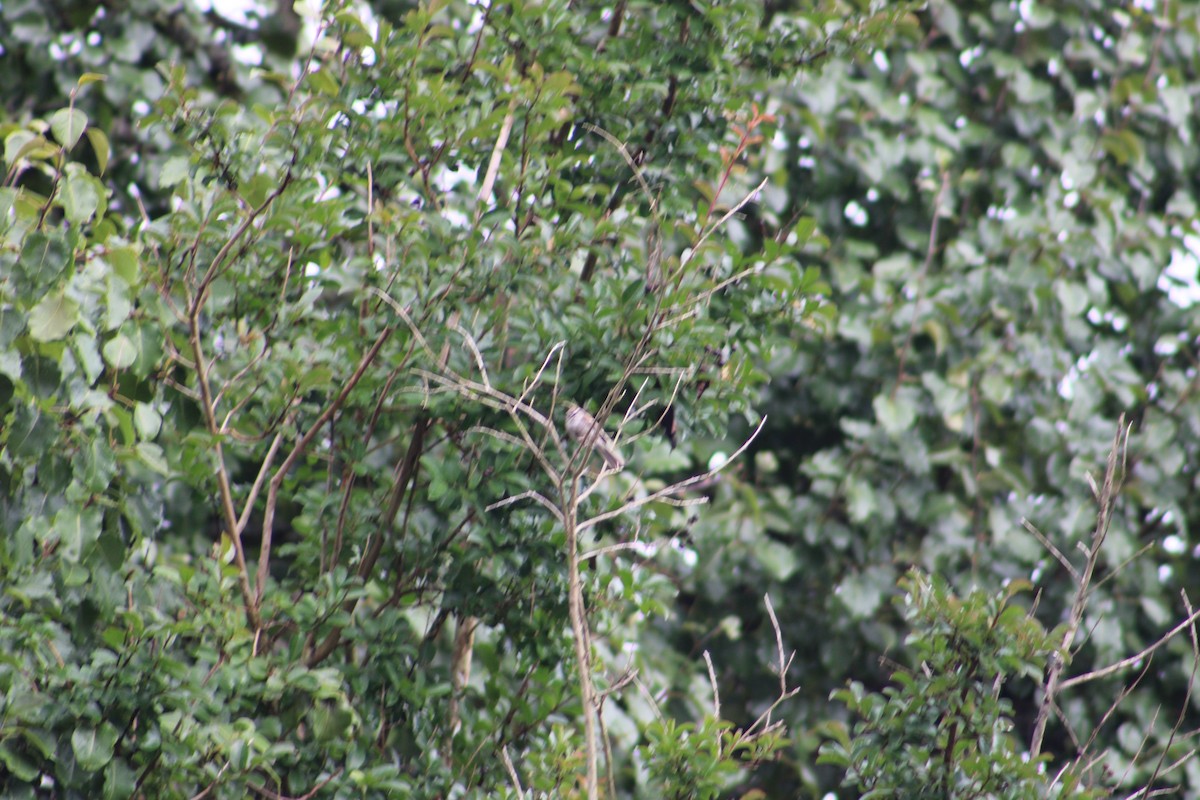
[
  {"x1": 1031, "y1": 416, "x2": 1129, "y2": 757},
  {"x1": 577, "y1": 416, "x2": 766, "y2": 533},
  {"x1": 1059, "y1": 604, "x2": 1200, "y2": 690},
  {"x1": 703, "y1": 650, "x2": 721, "y2": 719},
  {"x1": 499, "y1": 746, "x2": 525, "y2": 799},
  {"x1": 1022, "y1": 517, "x2": 1080, "y2": 583},
  {"x1": 1141, "y1": 590, "x2": 1200, "y2": 793},
  {"x1": 485, "y1": 489, "x2": 564, "y2": 524},
  {"x1": 477, "y1": 98, "x2": 517, "y2": 211}
]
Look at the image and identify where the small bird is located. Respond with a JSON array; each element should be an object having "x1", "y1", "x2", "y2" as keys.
[{"x1": 565, "y1": 404, "x2": 624, "y2": 471}]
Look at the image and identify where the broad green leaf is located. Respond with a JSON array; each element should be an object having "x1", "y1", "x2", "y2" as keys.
[
  {"x1": 133, "y1": 402, "x2": 162, "y2": 440},
  {"x1": 5, "y1": 131, "x2": 57, "y2": 165},
  {"x1": 0, "y1": 744, "x2": 39, "y2": 781},
  {"x1": 86, "y1": 128, "x2": 111, "y2": 175},
  {"x1": 62, "y1": 166, "x2": 103, "y2": 224},
  {"x1": 107, "y1": 245, "x2": 140, "y2": 285},
  {"x1": 18, "y1": 230, "x2": 71, "y2": 293},
  {"x1": 873, "y1": 392, "x2": 916, "y2": 436},
  {"x1": 28, "y1": 292, "x2": 81, "y2": 341},
  {"x1": 159, "y1": 155, "x2": 190, "y2": 188},
  {"x1": 54, "y1": 505, "x2": 102, "y2": 563},
  {"x1": 838, "y1": 565, "x2": 896, "y2": 619},
  {"x1": 49, "y1": 107, "x2": 88, "y2": 150},
  {"x1": 102, "y1": 332, "x2": 137, "y2": 368},
  {"x1": 104, "y1": 275, "x2": 132, "y2": 331},
  {"x1": 71, "y1": 723, "x2": 117, "y2": 772}
]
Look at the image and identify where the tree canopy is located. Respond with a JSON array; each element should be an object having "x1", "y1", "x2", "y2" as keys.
[{"x1": 3, "y1": 1, "x2": 1200, "y2": 798}]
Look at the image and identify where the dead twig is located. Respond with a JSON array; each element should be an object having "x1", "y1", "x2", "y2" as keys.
[{"x1": 1031, "y1": 415, "x2": 1130, "y2": 758}]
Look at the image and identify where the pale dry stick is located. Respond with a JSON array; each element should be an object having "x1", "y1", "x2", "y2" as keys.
[
  {"x1": 1126, "y1": 753, "x2": 1199, "y2": 800},
  {"x1": 484, "y1": 489, "x2": 564, "y2": 522},
  {"x1": 446, "y1": 614, "x2": 479, "y2": 745},
  {"x1": 582, "y1": 124, "x2": 658, "y2": 212},
  {"x1": 188, "y1": 309, "x2": 259, "y2": 632},
  {"x1": 1022, "y1": 518, "x2": 1080, "y2": 583},
  {"x1": 1031, "y1": 416, "x2": 1131, "y2": 758},
  {"x1": 663, "y1": 261, "x2": 765, "y2": 326},
  {"x1": 521, "y1": 341, "x2": 570, "y2": 465},
  {"x1": 1058, "y1": 606, "x2": 1200, "y2": 691},
  {"x1": 1117, "y1": 702, "x2": 1166, "y2": 792},
  {"x1": 576, "y1": 416, "x2": 766, "y2": 534},
  {"x1": 499, "y1": 746, "x2": 525, "y2": 799},
  {"x1": 184, "y1": 174, "x2": 295, "y2": 632},
  {"x1": 235, "y1": 431, "x2": 285, "y2": 535},
  {"x1": 419, "y1": 371, "x2": 565, "y2": 481},
  {"x1": 628, "y1": 365, "x2": 692, "y2": 446},
  {"x1": 676, "y1": 176, "x2": 770, "y2": 276},
  {"x1": 723, "y1": 595, "x2": 802, "y2": 746},
  {"x1": 580, "y1": 535, "x2": 673, "y2": 561},
  {"x1": 216, "y1": 369, "x2": 271, "y2": 433},
  {"x1": 765, "y1": 593, "x2": 793, "y2": 699},
  {"x1": 386, "y1": 295, "x2": 567, "y2": 462},
  {"x1": 1060, "y1": 655, "x2": 1152, "y2": 789},
  {"x1": 477, "y1": 97, "x2": 517, "y2": 212},
  {"x1": 564, "y1": 501, "x2": 600, "y2": 800},
  {"x1": 213, "y1": 324, "x2": 281, "y2": 415},
  {"x1": 1141, "y1": 590, "x2": 1200, "y2": 794},
  {"x1": 371, "y1": 290, "x2": 436, "y2": 361},
  {"x1": 704, "y1": 650, "x2": 721, "y2": 719},
  {"x1": 597, "y1": 665, "x2": 641, "y2": 799},
  {"x1": 450, "y1": 318, "x2": 492, "y2": 389},
  {"x1": 515, "y1": 340, "x2": 567, "y2": 409},
  {"x1": 1092, "y1": 542, "x2": 1156, "y2": 593},
  {"x1": 632, "y1": 674, "x2": 667, "y2": 723}
]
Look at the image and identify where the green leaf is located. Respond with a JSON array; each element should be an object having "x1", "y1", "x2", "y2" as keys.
[
  {"x1": 102, "y1": 332, "x2": 137, "y2": 368},
  {"x1": 55, "y1": 506, "x2": 103, "y2": 562},
  {"x1": 5, "y1": 131, "x2": 57, "y2": 165},
  {"x1": 106, "y1": 246, "x2": 139, "y2": 285},
  {"x1": 62, "y1": 165, "x2": 103, "y2": 224},
  {"x1": 50, "y1": 107, "x2": 89, "y2": 150},
  {"x1": 159, "y1": 155, "x2": 190, "y2": 188},
  {"x1": 136, "y1": 442, "x2": 170, "y2": 475},
  {"x1": 18, "y1": 230, "x2": 71, "y2": 294},
  {"x1": 873, "y1": 391, "x2": 916, "y2": 436},
  {"x1": 134, "y1": 402, "x2": 162, "y2": 440},
  {"x1": 72, "y1": 723, "x2": 117, "y2": 772},
  {"x1": 86, "y1": 127, "x2": 111, "y2": 175},
  {"x1": 837, "y1": 565, "x2": 896, "y2": 619},
  {"x1": 752, "y1": 538, "x2": 798, "y2": 581},
  {"x1": 0, "y1": 743, "x2": 40, "y2": 781},
  {"x1": 28, "y1": 292, "x2": 81, "y2": 341}
]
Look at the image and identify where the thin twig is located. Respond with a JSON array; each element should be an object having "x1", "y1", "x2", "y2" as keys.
[
  {"x1": 577, "y1": 416, "x2": 766, "y2": 533},
  {"x1": 703, "y1": 651, "x2": 721, "y2": 719},
  {"x1": 477, "y1": 97, "x2": 517, "y2": 211},
  {"x1": 1031, "y1": 416, "x2": 1129, "y2": 757},
  {"x1": 893, "y1": 170, "x2": 949, "y2": 397}
]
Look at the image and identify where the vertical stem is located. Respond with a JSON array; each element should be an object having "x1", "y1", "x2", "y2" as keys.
[{"x1": 566, "y1": 496, "x2": 599, "y2": 800}]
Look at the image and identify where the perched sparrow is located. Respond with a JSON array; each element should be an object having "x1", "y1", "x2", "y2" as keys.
[{"x1": 565, "y1": 404, "x2": 624, "y2": 471}]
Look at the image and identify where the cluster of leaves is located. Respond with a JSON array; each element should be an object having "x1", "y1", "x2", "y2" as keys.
[
  {"x1": 5, "y1": 0, "x2": 1200, "y2": 797},
  {"x1": 0, "y1": 1, "x2": 914, "y2": 798},
  {"x1": 822, "y1": 573, "x2": 1090, "y2": 799},
  {"x1": 682, "y1": 0, "x2": 1200, "y2": 795}
]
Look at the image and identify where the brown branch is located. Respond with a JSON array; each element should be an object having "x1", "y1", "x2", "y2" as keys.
[
  {"x1": 306, "y1": 413, "x2": 430, "y2": 668},
  {"x1": 1031, "y1": 415, "x2": 1130, "y2": 757},
  {"x1": 256, "y1": 325, "x2": 395, "y2": 608},
  {"x1": 893, "y1": 170, "x2": 949, "y2": 397}
]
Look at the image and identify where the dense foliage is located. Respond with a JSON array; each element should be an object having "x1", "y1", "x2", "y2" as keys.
[{"x1": 2, "y1": 1, "x2": 1200, "y2": 798}]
